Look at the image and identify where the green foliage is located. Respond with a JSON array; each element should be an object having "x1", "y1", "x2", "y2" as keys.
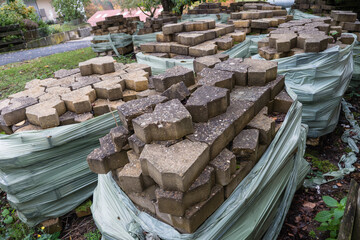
[
  {"x1": 314, "y1": 196, "x2": 347, "y2": 240},
  {"x1": 84, "y1": 229, "x2": 101, "y2": 240},
  {"x1": 305, "y1": 153, "x2": 338, "y2": 173},
  {"x1": 52, "y1": 0, "x2": 90, "y2": 22},
  {"x1": 0, "y1": 0, "x2": 48, "y2": 30},
  {"x1": 309, "y1": 230, "x2": 316, "y2": 239},
  {"x1": 116, "y1": 0, "x2": 160, "y2": 17},
  {"x1": 76, "y1": 199, "x2": 92, "y2": 212},
  {"x1": 114, "y1": 53, "x2": 136, "y2": 64}
]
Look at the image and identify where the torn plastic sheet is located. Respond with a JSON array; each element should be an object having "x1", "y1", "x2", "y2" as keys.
[{"x1": 303, "y1": 99, "x2": 359, "y2": 188}]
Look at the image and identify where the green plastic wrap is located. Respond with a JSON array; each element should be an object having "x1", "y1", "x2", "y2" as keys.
[
  {"x1": 91, "y1": 88, "x2": 310, "y2": 240},
  {"x1": 0, "y1": 112, "x2": 119, "y2": 226}
]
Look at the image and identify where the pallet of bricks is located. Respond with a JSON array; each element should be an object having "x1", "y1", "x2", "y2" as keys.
[
  {"x1": 86, "y1": 51, "x2": 296, "y2": 234},
  {"x1": 256, "y1": 11, "x2": 357, "y2": 60},
  {"x1": 292, "y1": 0, "x2": 336, "y2": 15},
  {"x1": 0, "y1": 57, "x2": 156, "y2": 134},
  {"x1": 187, "y1": 2, "x2": 228, "y2": 14},
  {"x1": 90, "y1": 15, "x2": 139, "y2": 55},
  {"x1": 0, "y1": 24, "x2": 25, "y2": 53},
  {"x1": 139, "y1": 19, "x2": 247, "y2": 59},
  {"x1": 137, "y1": 12, "x2": 178, "y2": 35},
  {"x1": 228, "y1": 2, "x2": 293, "y2": 34}
]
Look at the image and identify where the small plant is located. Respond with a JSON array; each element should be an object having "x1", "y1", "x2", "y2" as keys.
[
  {"x1": 84, "y1": 229, "x2": 101, "y2": 240},
  {"x1": 314, "y1": 196, "x2": 347, "y2": 240}
]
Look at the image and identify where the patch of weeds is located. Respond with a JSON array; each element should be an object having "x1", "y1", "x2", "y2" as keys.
[
  {"x1": 304, "y1": 153, "x2": 338, "y2": 173},
  {"x1": 114, "y1": 53, "x2": 136, "y2": 64},
  {"x1": 76, "y1": 200, "x2": 92, "y2": 213},
  {"x1": 344, "y1": 147, "x2": 352, "y2": 153},
  {"x1": 84, "y1": 229, "x2": 101, "y2": 240}
]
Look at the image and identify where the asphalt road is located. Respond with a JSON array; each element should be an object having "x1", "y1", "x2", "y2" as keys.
[{"x1": 0, "y1": 39, "x2": 91, "y2": 66}]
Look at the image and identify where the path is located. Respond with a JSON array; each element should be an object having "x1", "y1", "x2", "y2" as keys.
[{"x1": 0, "y1": 37, "x2": 92, "y2": 66}]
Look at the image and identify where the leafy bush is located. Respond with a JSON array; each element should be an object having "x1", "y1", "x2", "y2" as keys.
[
  {"x1": 314, "y1": 196, "x2": 347, "y2": 240},
  {"x1": 0, "y1": 0, "x2": 48, "y2": 31}
]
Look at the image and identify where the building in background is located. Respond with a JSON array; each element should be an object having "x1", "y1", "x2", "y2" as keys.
[{"x1": 24, "y1": 0, "x2": 58, "y2": 22}]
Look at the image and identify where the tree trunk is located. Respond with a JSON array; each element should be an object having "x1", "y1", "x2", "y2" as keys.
[{"x1": 161, "y1": 0, "x2": 173, "y2": 12}]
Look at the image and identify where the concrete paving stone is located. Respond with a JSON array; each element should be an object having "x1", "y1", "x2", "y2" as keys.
[
  {"x1": 128, "y1": 134, "x2": 146, "y2": 156},
  {"x1": 54, "y1": 68, "x2": 80, "y2": 79},
  {"x1": 232, "y1": 129, "x2": 259, "y2": 162},
  {"x1": 147, "y1": 53, "x2": 169, "y2": 58},
  {"x1": 230, "y1": 32, "x2": 246, "y2": 43},
  {"x1": 139, "y1": 139, "x2": 210, "y2": 192},
  {"x1": 123, "y1": 71, "x2": 149, "y2": 92},
  {"x1": 38, "y1": 78, "x2": 62, "y2": 88},
  {"x1": 0, "y1": 99, "x2": 10, "y2": 115},
  {"x1": 110, "y1": 125, "x2": 130, "y2": 152},
  {"x1": 204, "y1": 20, "x2": 216, "y2": 29},
  {"x1": 156, "y1": 33, "x2": 173, "y2": 42},
  {"x1": 193, "y1": 56, "x2": 221, "y2": 73},
  {"x1": 61, "y1": 86, "x2": 96, "y2": 114},
  {"x1": 251, "y1": 19, "x2": 270, "y2": 29},
  {"x1": 269, "y1": 33, "x2": 297, "y2": 52},
  {"x1": 9, "y1": 86, "x2": 45, "y2": 100},
  {"x1": 339, "y1": 34, "x2": 355, "y2": 44},
  {"x1": 230, "y1": 85, "x2": 271, "y2": 114},
  {"x1": 140, "y1": 42, "x2": 157, "y2": 53},
  {"x1": 46, "y1": 86, "x2": 71, "y2": 95},
  {"x1": 126, "y1": 63, "x2": 152, "y2": 77},
  {"x1": 26, "y1": 98, "x2": 66, "y2": 129},
  {"x1": 209, "y1": 148, "x2": 236, "y2": 186},
  {"x1": 258, "y1": 37, "x2": 269, "y2": 48},
  {"x1": 161, "y1": 81, "x2": 190, "y2": 101},
  {"x1": 214, "y1": 58, "x2": 248, "y2": 86},
  {"x1": 92, "y1": 99, "x2": 111, "y2": 116},
  {"x1": 11, "y1": 119, "x2": 28, "y2": 132},
  {"x1": 244, "y1": 58, "x2": 277, "y2": 85},
  {"x1": 171, "y1": 185, "x2": 224, "y2": 233},
  {"x1": 289, "y1": 47, "x2": 305, "y2": 56},
  {"x1": 133, "y1": 99, "x2": 193, "y2": 143},
  {"x1": 79, "y1": 56, "x2": 115, "y2": 76},
  {"x1": 24, "y1": 79, "x2": 41, "y2": 90},
  {"x1": 117, "y1": 95, "x2": 167, "y2": 130},
  {"x1": 183, "y1": 22, "x2": 195, "y2": 32},
  {"x1": 0, "y1": 117, "x2": 13, "y2": 134},
  {"x1": 170, "y1": 43, "x2": 189, "y2": 55},
  {"x1": 266, "y1": 75, "x2": 285, "y2": 99},
  {"x1": 108, "y1": 99, "x2": 125, "y2": 111},
  {"x1": 246, "y1": 110, "x2": 275, "y2": 145},
  {"x1": 331, "y1": 10, "x2": 357, "y2": 22},
  {"x1": 162, "y1": 22, "x2": 184, "y2": 35},
  {"x1": 177, "y1": 33, "x2": 205, "y2": 46},
  {"x1": 136, "y1": 89, "x2": 160, "y2": 99},
  {"x1": 93, "y1": 80, "x2": 123, "y2": 100},
  {"x1": 273, "y1": 90, "x2": 293, "y2": 113},
  {"x1": 155, "y1": 42, "x2": 171, "y2": 53},
  {"x1": 122, "y1": 90, "x2": 138, "y2": 102},
  {"x1": 342, "y1": 21, "x2": 360, "y2": 32},
  {"x1": 71, "y1": 76, "x2": 101, "y2": 90},
  {"x1": 215, "y1": 37, "x2": 234, "y2": 50},
  {"x1": 212, "y1": 27, "x2": 227, "y2": 37},
  {"x1": 259, "y1": 46, "x2": 287, "y2": 60},
  {"x1": 297, "y1": 33, "x2": 328, "y2": 52},
  {"x1": 156, "y1": 165, "x2": 215, "y2": 216},
  {"x1": 188, "y1": 43, "x2": 218, "y2": 57},
  {"x1": 212, "y1": 53, "x2": 229, "y2": 61},
  {"x1": 192, "y1": 30, "x2": 216, "y2": 41},
  {"x1": 233, "y1": 20, "x2": 250, "y2": 28},
  {"x1": 14, "y1": 124, "x2": 42, "y2": 133},
  {"x1": 197, "y1": 68, "x2": 234, "y2": 90},
  {"x1": 1, "y1": 97, "x2": 38, "y2": 126},
  {"x1": 59, "y1": 111, "x2": 77, "y2": 125},
  {"x1": 152, "y1": 66, "x2": 195, "y2": 92},
  {"x1": 224, "y1": 160, "x2": 253, "y2": 198},
  {"x1": 87, "y1": 146, "x2": 128, "y2": 174},
  {"x1": 128, "y1": 185, "x2": 157, "y2": 214},
  {"x1": 74, "y1": 112, "x2": 93, "y2": 123},
  {"x1": 100, "y1": 133, "x2": 129, "y2": 162},
  {"x1": 218, "y1": 24, "x2": 235, "y2": 34},
  {"x1": 193, "y1": 21, "x2": 209, "y2": 31},
  {"x1": 117, "y1": 160, "x2": 145, "y2": 193},
  {"x1": 186, "y1": 85, "x2": 229, "y2": 122}
]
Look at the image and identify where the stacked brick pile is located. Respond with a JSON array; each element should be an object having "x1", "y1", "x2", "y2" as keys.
[
  {"x1": 292, "y1": 0, "x2": 335, "y2": 14},
  {"x1": 91, "y1": 15, "x2": 139, "y2": 36},
  {"x1": 188, "y1": 2, "x2": 228, "y2": 14},
  {"x1": 257, "y1": 15, "x2": 355, "y2": 60},
  {"x1": 0, "y1": 57, "x2": 154, "y2": 134},
  {"x1": 229, "y1": 4, "x2": 293, "y2": 34},
  {"x1": 137, "y1": 13, "x2": 178, "y2": 35},
  {"x1": 87, "y1": 56, "x2": 294, "y2": 233},
  {"x1": 331, "y1": 10, "x2": 360, "y2": 40},
  {"x1": 139, "y1": 20, "x2": 246, "y2": 59}
]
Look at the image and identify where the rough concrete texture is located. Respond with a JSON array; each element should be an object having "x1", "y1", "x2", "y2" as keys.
[
  {"x1": 161, "y1": 81, "x2": 190, "y2": 101},
  {"x1": 128, "y1": 185, "x2": 157, "y2": 214},
  {"x1": 92, "y1": 99, "x2": 111, "y2": 116},
  {"x1": 133, "y1": 99, "x2": 194, "y2": 143},
  {"x1": 117, "y1": 160, "x2": 145, "y2": 193},
  {"x1": 128, "y1": 134, "x2": 146, "y2": 156},
  {"x1": 230, "y1": 85, "x2": 271, "y2": 114},
  {"x1": 93, "y1": 80, "x2": 123, "y2": 100},
  {"x1": 193, "y1": 56, "x2": 221, "y2": 73},
  {"x1": 139, "y1": 139, "x2": 210, "y2": 192},
  {"x1": 214, "y1": 58, "x2": 248, "y2": 86},
  {"x1": 123, "y1": 70, "x2": 149, "y2": 92},
  {"x1": 79, "y1": 56, "x2": 115, "y2": 76},
  {"x1": 152, "y1": 66, "x2": 195, "y2": 92},
  {"x1": 273, "y1": 90, "x2": 293, "y2": 113},
  {"x1": 186, "y1": 85, "x2": 229, "y2": 122},
  {"x1": 70, "y1": 76, "x2": 101, "y2": 90},
  {"x1": 117, "y1": 95, "x2": 167, "y2": 130},
  {"x1": 269, "y1": 33, "x2": 297, "y2": 52},
  {"x1": 110, "y1": 125, "x2": 130, "y2": 152},
  {"x1": 189, "y1": 44, "x2": 218, "y2": 57},
  {"x1": 25, "y1": 99, "x2": 66, "y2": 128},
  {"x1": 224, "y1": 160, "x2": 253, "y2": 198},
  {"x1": 244, "y1": 58, "x2": 277, "y2": 86},
  {"x1": 247, "y1": 110, "x2": 275, "y2": 145},
  {"x1": 197, "y1": 68, "x2": 235, "y2": 90},
  {"x1": 215, "y1": 37, "x2": 234, "y2": 50},
  {"x1": 266, "y1": 75, "x2": 285, "y2": 99},
  {"x1": 232, "y1": 129, "x2": 259, "y2": 162},
  {"x1": 1, "y1": 97, "x2": 38, "y2": 126},
  {"x1": 155, "y1": 165, "x2": 215, "y2": 216},
  {"x1": 54, "y1": 68, "x2": 80, "y2": 79},
  {"x1": 209, "y1": 148, "x2": 236, "y2": 186},
  {"x1": 61, "y1": 86, "x2": 96, "y2": 114}
]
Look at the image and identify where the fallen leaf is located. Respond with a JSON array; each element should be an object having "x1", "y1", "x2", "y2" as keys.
[
  {"x1": 336, "y1": 182, "x2": 342, "y2": 187},
  {"x1": 295, "y1": 216, "x2": 302, "y2": 223},
  {"x1": 303, "y1": 201, "x2": 316, "y2": 209},
  {"x1": 44, "y1": 65, "x2": 49, "y2": 68}
]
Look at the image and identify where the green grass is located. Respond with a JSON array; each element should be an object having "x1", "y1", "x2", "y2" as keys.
[
  {"x1": 48, "y1": 23, "x2": 90, "y2": 34},
  {"x1": 0, "y1": 47, "x2": 96, "y2": 100}
]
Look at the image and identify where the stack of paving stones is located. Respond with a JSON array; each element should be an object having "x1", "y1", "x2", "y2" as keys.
[
  {"x1": 188, "y1": 2, "x2": 228, "y2": 14},
  {"x1": 140, "y1": 20, "x2": 246, "y2": 59},
  {"x1": 330, "y1": 10, "x2": 360, "y2": 40},
  {"x1": 228, "y1": 3, "x2": 293, "y2": 34},
  {"x1": 293, "y1": 0, "x2": 336, "y2": 14},
  {"x1": 257, "y1": 14, "x2": 356, "y2": 60},
  {"x1": 86, "y1": 56, "x2": 295, "y2": 234},
  {"x1": 137, "y1": 14, "x2": 178, "y2": 35},
  {"x1": 0, "y1": 57, "x2": 155, "y2": 134},
  {"x1": 91, "y1": 15, "x2": 139, "y2": 36}
]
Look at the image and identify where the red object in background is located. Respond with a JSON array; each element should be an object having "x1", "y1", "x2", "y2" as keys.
[{"x1": 87, "y1": 8, "x2": 163, "y2": 26}]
